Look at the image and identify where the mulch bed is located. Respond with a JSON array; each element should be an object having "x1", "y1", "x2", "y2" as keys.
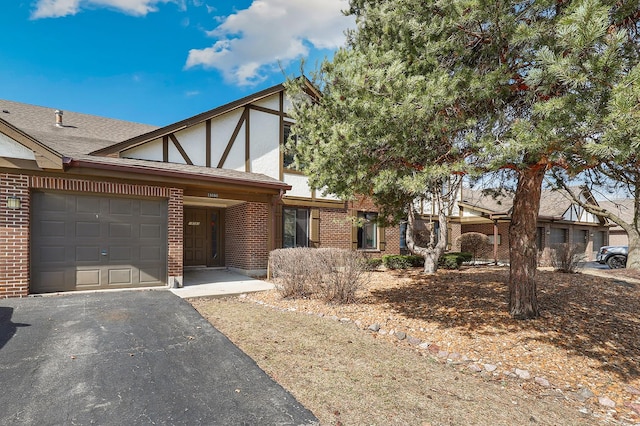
[{"x1": 246, "y1": 266, "x2": 640, "y2": 424}]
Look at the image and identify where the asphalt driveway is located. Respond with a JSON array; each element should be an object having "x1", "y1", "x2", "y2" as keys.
[{"x1": 0, "y1": 290, "x2": 317, "y2": 425}]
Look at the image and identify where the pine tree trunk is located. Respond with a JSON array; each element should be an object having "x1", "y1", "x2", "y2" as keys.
[
  {"x1": 627, "y1": 230, "x2": 640, "y2": 270},
  {"x1": 509, "y1": 166, "x2": 545, "y2": 319}
]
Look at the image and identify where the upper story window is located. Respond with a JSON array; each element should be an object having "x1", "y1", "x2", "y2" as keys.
[
  {"x1": 357, "y1": 212, "x2": 378, "y2": 250},
  {"x1": 283, "y1": 123, "x2": 297, "y2": 170}
]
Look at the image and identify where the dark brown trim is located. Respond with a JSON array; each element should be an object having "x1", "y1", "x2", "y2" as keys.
[
  {"x1": 279, "y1": 92, "x2": 284, "y2": 181},
  {"x1": 245, "y1": 108, "x2": 250, "y2": 172},
  {"x1": 218, "y1": 108, "x2": 247, "y2": 169},
  {"x1": 162, "y1": 136, "x2": 169, "y2": 162},
  {"x1": 248, "y1": 104, "x2": 288, "y2": 117},
  {"x1": 0, "y1": 119, "x2": 63, "y2": 169},
  {"x1": 205, "y1": 119, "x2": 211, "y2": 168},
  {"x1": 168, "y1": 134, "x2": 193, "y2": 165},
  {"x1": 91, "y1": 83, "x2": 287, "y2": 156},
  {"x1": 67, "y1": 159, "x2": 291, "y2": 191}
]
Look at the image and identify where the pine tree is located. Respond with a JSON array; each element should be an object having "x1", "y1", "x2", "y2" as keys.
[{"x1": 288, "y1": 0, "x2": 639, "y2": 319}]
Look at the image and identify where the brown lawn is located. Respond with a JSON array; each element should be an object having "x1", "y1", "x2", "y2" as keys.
[{"x1": 191, "y1": 266, "x2": 640, "y2": 425}]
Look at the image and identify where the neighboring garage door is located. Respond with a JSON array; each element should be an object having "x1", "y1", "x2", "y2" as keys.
[{"x1": 31, "y1": 192, "x2": 168, "y2": 293}]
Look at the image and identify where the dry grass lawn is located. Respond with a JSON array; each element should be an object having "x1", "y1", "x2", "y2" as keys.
[{"x1": 190, "y1": 266, "x2": 640, "y2": 426}]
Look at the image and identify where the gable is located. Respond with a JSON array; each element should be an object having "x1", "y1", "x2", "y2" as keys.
[{"x1": 0, "y1": 120, "x2": 63, "y2": 170}]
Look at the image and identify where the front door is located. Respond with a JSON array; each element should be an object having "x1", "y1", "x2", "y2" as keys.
[{"x1": 184, "y1": 207, "x2": 224, "y2": 267}]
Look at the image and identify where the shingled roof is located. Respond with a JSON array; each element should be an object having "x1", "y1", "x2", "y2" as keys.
[
  {"x1": 0, "y1": 98, "x2": 290, "y2": 189},
  {"x1": 459, "y1": 187, "x2": 596, "y2": 220},
  {"x1": 0, "y1": 99, "x2": 157, "y2": 155}
]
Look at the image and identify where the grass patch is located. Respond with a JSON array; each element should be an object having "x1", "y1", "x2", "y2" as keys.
[{"x1": 192, "y1": 294, "x2": 598, "y2": 426}]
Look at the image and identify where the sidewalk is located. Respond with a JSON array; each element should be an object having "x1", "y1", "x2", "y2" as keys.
[{"x1": 170, "y1": 268, "x2": 275, "y2": 298}]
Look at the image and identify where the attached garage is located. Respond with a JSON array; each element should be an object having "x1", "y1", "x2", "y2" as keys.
[{"x1": 31, "y1": 192, "x2": 167, "y2": 293}]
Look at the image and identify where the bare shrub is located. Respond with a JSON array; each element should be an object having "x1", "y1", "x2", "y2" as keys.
[
  {"x1": 269, "y1": 248, "x2": 368, "y2": 303},
  {"x1": 314, "y1": 249, "x2": 369, "y2": 304},
  {"x1": 269, "y1": 248, "x2": 322, "y2": 298},
  {"x1": 456, "y1": 232, "x2": 491, "y2": 264},
  {"x1": 550, "y1": 243, "x2": 586, "y2": 273}
]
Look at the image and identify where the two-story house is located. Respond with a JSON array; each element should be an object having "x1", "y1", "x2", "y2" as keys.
[{"x1": 0, "y1": 81, "x2": 401, "y2": 297}]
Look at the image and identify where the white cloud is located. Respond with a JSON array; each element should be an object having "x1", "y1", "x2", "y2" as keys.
[
  {"x1": 31, "y1": 0, "x2": 176, "y2": 18},
  {"x1": 185, "y1": 0, "x2": 354, "y2": 86}
]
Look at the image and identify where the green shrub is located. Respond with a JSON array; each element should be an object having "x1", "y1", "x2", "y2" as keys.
[
  {"x1": 438, "y1": 252, "x2": 472, "y2": 269},
  {"x1": 365, "y1": 257, "x2": 383, "y2": 270},
  {"x1": 382, "y1": 255, "x2": 425, "y2": 269}
]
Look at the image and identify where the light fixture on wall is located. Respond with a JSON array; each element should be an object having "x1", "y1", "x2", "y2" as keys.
[{"x1": 7, "y1": 196, "x2": 21, "y2": 210}]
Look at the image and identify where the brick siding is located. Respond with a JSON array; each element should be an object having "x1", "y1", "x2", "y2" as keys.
[
  {"x1": 0, "y1": 174, "x2": 30, "y2": 298},
  {"x1": 0, "y1": 174, "x2": 183, "y2": 298},
  {"x1": 225, "y1": 202, "x2": 270, "y2": 273},
  {"x1": 461, "y1": 222, "x2": 511, "y2": 262}
]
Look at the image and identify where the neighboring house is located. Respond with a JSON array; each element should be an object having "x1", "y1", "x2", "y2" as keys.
[
  {"x1": 448, "y1": 187, "x2": 610, "y2": 264},
  {"x1": 0, "y1": 81, "x2": 400, "y2": 298},
  {"x1": 598, "y1": 199, "x2": 635, "y2": 247}
]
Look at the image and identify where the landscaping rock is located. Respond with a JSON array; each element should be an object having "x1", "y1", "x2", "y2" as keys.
[
  {"x1": 448, "y1": 352, "x2": 461, "y2": 361},
  {"x1": 624, "y1": 402, "x2": 640, "y2": 415},
  {"x1": 407, "y1": 336, "x2": 421, "y2": 346},
  {"x1": 484, "y1": 364, "x2": 497, "y2": 372},
  {"x1": 395, "y1": 331, "x2": 406, "y2": 340},
  {"x1": 515, "y1": 369, "x2": 531, "y2": 380},
  {"x1": 468, "y1": 364, "x2": 482, "y2": 373},
  {"x1": 598, "y1": 397, "x2": 616, "y2": 408},
  {"x1": 437, "y1": 350, "x2": 449, "y2": 359},
  {"x1": 534, "y1": 377, "x2": 550, "y2": 388},
  {"x1": 418, "y1": 342, "x2": 431, "y2": 350},
  {"x1": 368, "y1": 323, "x2": 381, "y2": 332},
  {"x1": 625, "y1": 385, "x2": 640, "y2": 396},
  {"x1": 573, "y1": 388, "x2": 595, "y2": 402},
  {"x1": 339, "y1": 317, "x2": 350, "y2": 323},
  {"x1": 427, "y1": 344, "x2": 440, "y2": 354}
]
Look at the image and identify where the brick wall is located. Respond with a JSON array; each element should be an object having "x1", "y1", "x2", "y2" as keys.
[
  {"x1": 0, "y1": 175, "x2": 183, "y2": 298},
  {"x1": 285, "y1": 201, "x2": 402, "y2": 256},
  {"x1": 318, "y1": 207, "x2": 352, "y2": 250},
  {"x1": 461, "y1": 222, "x2": 511, "y2": 262},
  {"x1": 0, "y1": 173, "x2": 30, "y2": 298},
  {"x1": 225, "y1": 202, "x2": 270, "y2": 274},
  {"x1": 167, "y1": 188, "x2": 184, "y2": 285}
]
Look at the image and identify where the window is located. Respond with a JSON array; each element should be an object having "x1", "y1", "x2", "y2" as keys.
[
  {"x1": 357, "y1": 212, "x2": 378, "y2": 250},
  {"x1": 487, "y1": 234, "x2": 501, "y2": 245},
  {"x1": 536, "y1": 227, "x2": 545, "y2": 251},
  {"x1": 400, "y1": 222, "x2": 407, "y2": 250},
  {"x1": 283, "y1": 123, "x2": 297, "y2": 169},
  {"x1": 283, "y1": 208, "x2": 309, "y2": 248}
]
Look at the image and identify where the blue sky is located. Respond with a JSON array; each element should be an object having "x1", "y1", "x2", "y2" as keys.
[{"x1": 1, "y1": 0, "x2": 354, "y2": 125}]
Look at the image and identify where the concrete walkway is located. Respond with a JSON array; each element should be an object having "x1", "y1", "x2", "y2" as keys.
[{"x1": 171, "y1": 268, "x2": 275, "y2": 299}]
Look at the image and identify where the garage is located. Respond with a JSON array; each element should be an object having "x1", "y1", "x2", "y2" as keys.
[{"x1": 31, "y1": 192, "x2": 168, "y2": 293}]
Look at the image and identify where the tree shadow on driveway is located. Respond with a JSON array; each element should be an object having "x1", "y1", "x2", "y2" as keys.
[
  {"x1": 0, "y1": 307, "x2": 30, "y2": 351},
  {"x1": 365, "y1": 268, "x2": 640, "y2": 382}
]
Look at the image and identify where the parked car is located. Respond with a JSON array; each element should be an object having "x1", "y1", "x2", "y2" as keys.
[{"x1": 596, "y1": 245, "x2": 628, "y2": 269}]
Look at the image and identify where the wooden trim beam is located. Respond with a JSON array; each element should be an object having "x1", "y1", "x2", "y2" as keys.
[
  {"x1": 279, "y1": 92, "x2": 284, "y2": 181},
  {"x1": 162, "y1": 136, "x2": 169, "y2": 162},
  {"x1": 206, "y1": 119, "x2": 211, "y2": 168},
  {"x1": 245, "y1": 108, "x2": 250, "y2": 172},
  {"x1": 248, "y1": 104, "x2": 288, "y2": 117},
  {"x1": 218, "y1": 108, "x2": 247, "y2": 168},
  {"x1": 168, "y1": 134, "x2": 194, "y2": 165}
]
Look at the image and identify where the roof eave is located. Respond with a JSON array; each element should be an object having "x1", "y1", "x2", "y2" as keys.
[
  {"x1": 0, "y1": 118, "x2": 64, "y2": 169},
  {"x1": 90, "y1": 83, "x2": 287, "y2": 156},
  {"x1": 67, "y1": 158, "x2": 292, "y2": 192}
]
